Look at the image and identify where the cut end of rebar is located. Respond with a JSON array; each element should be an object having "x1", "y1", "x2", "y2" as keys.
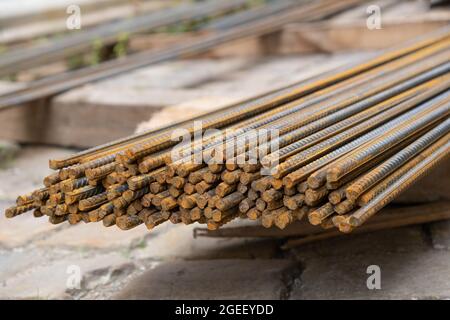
[
  {"x1": 145, "y1": 222, "x2": 156, "y2": 230},
  {"x1": 275, "y1": 217, "x2": 289, "y2": 229},
  {"x1": 306, "y1": 174, "x2": 321, "y2": 189},
  {"x1": 326, "y1": 167, "x2": 342, "y2": 183},
  {"x1": 328, "y1": 193, "x2": 341, "y2": 205},
  {"x1": 5, "y1": 208, "x2": 15, "y2": 218},
  {"x1": 138, "y1": 163, "x2": 149, "y2": 174},
  {"x1": 261, "y1": 213, "x2": 275, "y2": 228},
  {"x1": 308, "y1": 212, "x2": 322, "y2": 226},
  {"x1": 282, "y1": 176, "x2": 294, "y2": 189},
  {"x1": 247, "y1": 210, "x2": 259, "y2": 220},
  {"x1": 348, "y1": 216, "x2": 361, "y2": 227},
  {"x1": 338, "y1": 223, "x2": 353, "y2": 233},
  {"x1": 49, "y1": 159, "x2": 66, "y2": 170},
  {"x1": 345, "y1": 188, "x2": 360, "y2": 202},
  {"x1": 271, "y1": 178, "x2": 283, "y2": 190},
  {"x1": 207, "y1": 221, "x2": 219, "y2": 231},
  {"x1": 331, "y1": 215, "x2": 345, "y2": 227}
]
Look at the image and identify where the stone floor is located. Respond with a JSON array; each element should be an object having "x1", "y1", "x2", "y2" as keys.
[{"x1": 0, "y1": 145, "x2": 449, "y2": 300}]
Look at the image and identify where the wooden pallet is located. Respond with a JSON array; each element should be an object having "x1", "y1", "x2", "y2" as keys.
[{"x1": 193, "y1": 201, "x2": 450, "y2": 247}]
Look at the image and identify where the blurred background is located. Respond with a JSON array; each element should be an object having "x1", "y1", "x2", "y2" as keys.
[{"x1": 0, "y1": 0, "x2": 449, "y2": 299}]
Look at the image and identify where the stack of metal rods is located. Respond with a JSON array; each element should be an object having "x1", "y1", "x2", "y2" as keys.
[
  {"x1": 0, "y1": 0, "x2": 364, "y2": 110},
  {"x1": 5, "y1": 27, "x2": 450, "y2": 235}
]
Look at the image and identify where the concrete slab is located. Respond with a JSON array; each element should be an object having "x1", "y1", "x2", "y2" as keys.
[
  {"x1": 0, "y1": 208, "x2": 63, "y2": 249},
  {"x1": 0, "y1": 251, "x2": 133, "y2": 299},
  {"x1": 35, "y1": 222, "x2": 149, "y2": 250},
  {"x1": 290, "y1": 249, "x2": 450, "y2": 300},
  {"x1": 289, "y1": 226, "x2": 450, "y2": 299},
  {"x1": 130, "y1": 223, "x2": 280, "y2": 261},
  {"x1": 115, "y1": 259, "x2": 298, "y2": 300},
  {"x1": 429, "y1": 219, "x2": 450, "y2": 250}
]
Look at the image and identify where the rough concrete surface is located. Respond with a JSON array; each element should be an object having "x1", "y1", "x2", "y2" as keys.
[
  {"x1": 115, "y1": 259, "x2": 299, "y2": 300},
  {"x1": 289, "y1": 227, "x2": 450, "y2": 300},
  {"x1": 0, "y1": 146, "x2": 449, "y2": 299}
]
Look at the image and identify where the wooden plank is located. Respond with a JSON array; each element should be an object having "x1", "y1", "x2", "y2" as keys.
[
  {"x1": 280, "y1": 14, "x2": 450, "y2": 53},
  {"x1": 135, "y1": 54, "x2": 354, "y2": 133},
  {"x1": 129, "y1": 32, "x2": 284, "y2": 59},
  {"x1": 194, "y1": 201, "x2": 450, "y2": 240},
  {"x1": 0, "y1": 98, "x2": 162, "y2": 148},
  {"x1": 128, "y1": 2, "x2": 449, "y2": 56}
]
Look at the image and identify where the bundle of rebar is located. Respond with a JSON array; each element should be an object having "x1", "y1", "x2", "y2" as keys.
[
  {"x1": 5, "y1": 27, "x2": 450, "y2": 235},
  {"x1": 0, "y1": 0, "x2": 364, "y2": 110}
]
